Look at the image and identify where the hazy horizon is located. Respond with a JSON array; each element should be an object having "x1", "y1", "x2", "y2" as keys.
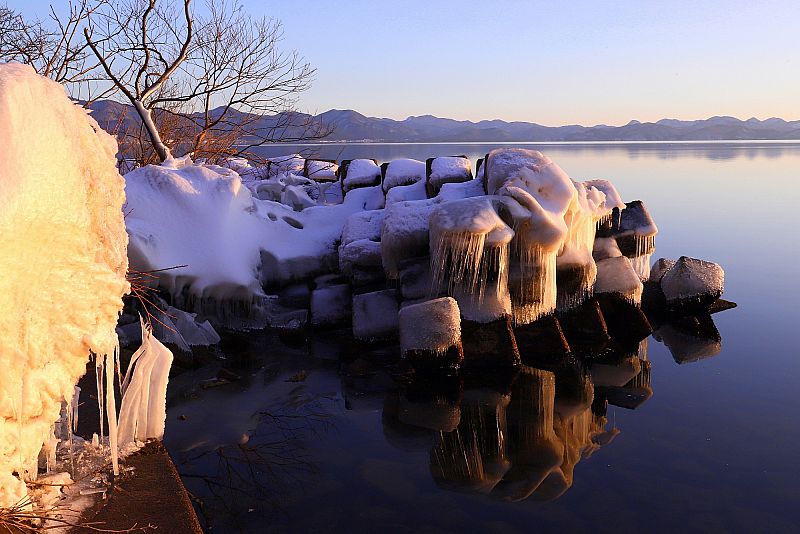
[{"x1": 11, "y1": 0, "x2": 800, "y2": 125}]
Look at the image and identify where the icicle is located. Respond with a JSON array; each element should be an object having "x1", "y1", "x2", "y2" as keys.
[
  {"x1": 71, "y1": 386, "x2": 81, "y2": 434},
  {"x1": 95, "y1": 353, "x2": 104, "y2": 441},
  {"x1": 106, "y1": 351, "x2": 119, "y2": 475}
]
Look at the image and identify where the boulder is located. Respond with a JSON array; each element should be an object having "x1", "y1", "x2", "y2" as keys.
[
  {"x1": 381, "y1": 158, "x2": 426, "y2": 192},
  {"x1": 660, "y1": 256, "x2": 724, "y2": 312},
  {"x1": 339, "y1": 158, "x2": 381, "y2": 193},
  {"x1": 352, "y1": 289, "x2": 399, "y2": 341},
  {"x1": 426, "y1": 155, "x2": 473, "y2": 197},
  {"x1": 596, "y1": 293, "x2": 652, "y2": 345},
  {"x1": 557, "y1": 298, "x2": 611, "y2": 355},
  {"x1": 461, "y1": 315, "x2": 520, "y2": 368},
  {"x1": 310, "y1": 283, "x2": 352, "y2": 326},
  {"x1": 612, "y1": 201, "x2": 658, "y2": 257},
  {"x1": 514, "y1": 315, "x2": 571, "y2": 363},
  {"x1": 595, "y1": 256, "x2": 643, "y2": 305},
  {"x1": 399, "y1": 297, "x2": 464, "y2": 371}
]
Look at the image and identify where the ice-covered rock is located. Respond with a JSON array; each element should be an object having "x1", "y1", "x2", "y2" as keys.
[
  {"x1": 399, "y1": 297, "x2": 463, "y2": 370},
  {"x1": 339, "y1": 209, "x2": 385, "y2": 279},
  {"x1": 660, "y1": 256, "x2": 724, "y2": 310},
  {"x1": 594, "y1": 256, "x2": 643, "y2": 305},
  {"x1": 437, "y1": 177, "x2": 487, "y2": 202},
  {"x1": 304, "y1": 159, "x2": 338, "y2": 181},
  {"x1": 381, "y1": 198, "x2": 438, "y2": 278},
  {"x1": 649, "y1": 257, "x2": 676, "y2": 282},
  {"x1": 311, "y1": 283, "x2": 352, "y2": 326},
  {"x1": 426, "y1": 156, "x2": 472, "y2": 196},
  {"x1": 429, "y1": 196, "x2": 515, "y2": 322},
  {"x1": 382, "y1": 158, "x2": 426, "y2": 192},
  {"x1": 399, "y1": 260, "x2": 433, "y2": 301},
  {"x1": 592, "y1": 237, "x2": 623, "y2": 261},
  {"x1": 613, "y1": 200, "x2": 658, "y2": 257},
  {"x1": 352, "y1": 289, "x2": 399, "y2": 341},
  {"x1": 385, "y1": 178, "x2": 428, "y2": 206},
  {"x1": 0, "y1": 64, "x2": 129, "y2": 507},
  {"x1": 341, "y1": 158, "x2": 381, "y2": 192}
]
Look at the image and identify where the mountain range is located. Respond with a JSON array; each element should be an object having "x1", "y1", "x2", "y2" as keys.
[{"x1": 88, "y1": 101, "x2": 800, "y2": 142}]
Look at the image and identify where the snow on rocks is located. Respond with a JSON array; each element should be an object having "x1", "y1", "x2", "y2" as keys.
[
  {"x1": 385, "y1": 177, "x2": 428, "y2": 206},
  {"x1": 340, "y1": 158, "x2": 382, "y2": 192},
  {"x1": 339, "y1": 209, "x2": 385, "y2": 282},
  {"x1": 382, "y1": 158, "x2": 426, "y2": 192},
  {"x1": 381, "y1": 198, "x2": 439, "y2": 279},
  {"x1": 649, "y1": 257, "x2": 676, "y2": 283},
  {"x1": 426, "y1": 156, "x2": 473, "y2": 196},
  {"x1": 0, "y1": 64, "x2": 129, "y2": 508},
  {"x1": 399, "y1": 297, "x2": 464, "y2": 370},
  {"x1": 660, "y1": 256, "x2": 724, "y2": 310},
  {"x1": 267, "y1": 154, "x2": 305, "y2": 176},
  {"x1": 352, "y1": 289, "x2": 400, "y2": 341}
]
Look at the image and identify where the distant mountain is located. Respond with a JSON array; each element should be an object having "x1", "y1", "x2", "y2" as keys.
[{"x1": 87, "y1": 101, "x2": 800, "y2": 143}]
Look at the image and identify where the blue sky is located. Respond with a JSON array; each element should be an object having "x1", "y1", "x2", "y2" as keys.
[{"x1": 11, "y1": 0, "x2": 800, "y2": 124}]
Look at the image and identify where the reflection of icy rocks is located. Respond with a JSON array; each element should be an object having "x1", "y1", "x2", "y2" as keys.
[{"x1": 654, "y1": 315, "x2": 722, "y2": 364}]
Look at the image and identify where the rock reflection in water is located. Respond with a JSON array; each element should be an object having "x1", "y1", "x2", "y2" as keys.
[{"x1": 385, "y1": 338, "x2": 659, "y2": 503}]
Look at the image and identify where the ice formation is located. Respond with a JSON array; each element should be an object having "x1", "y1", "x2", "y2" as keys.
[
  {"x1": 382, "y1": 158, "x2": 426, "y2": 191},
  {"x1": 595, "y1": 256, "x2": 644, "y2": 304},
  {"x1": 0, "y1": 64, "x2": 128, "y2": 507},
  {"x1": 118, "y1": 320, "x2": 174, "y2": 446},
  {"x1": 429, "y1": 196, "x2": 515, "y2": 322},
  {"x1": 485, "y1": 149, "x2": 575, "y2": 323}
]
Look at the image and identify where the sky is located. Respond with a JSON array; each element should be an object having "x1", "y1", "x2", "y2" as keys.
[{"x1": 11, "y1": 0, "x2": 800, "y2": 125}]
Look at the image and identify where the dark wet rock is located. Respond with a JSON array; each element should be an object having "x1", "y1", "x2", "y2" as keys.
[
  {"x1": 653, "y1": 314, "x2": 722, "y2": 364},
  {"x1": 709, "y1": 298, "x2": 737, "y2": 314},
  {"x1": 277, "y1": 283, "x2": 311, "y2": 309},
  {"x1": 557, "y1": 299, "x2": 611, "y2": 356},
  {"x1": 555, "y1": 262, "x2": 595, "y2": 309},
  {"x1": 352, "y1": 289, "x2": 399, "y2": 341},
  {"x1": 596, "y1": 293, "x2": 652, "y2": 344},
  {"x1": 660, "y1": 256, "x2": 725, "y2": 313},
  {"x1": 399, "y1": 260, "x2": 433, "y2": 301},
  {"x1": 461, "y1": 315, "x2": 520, "y2": 368},
  {"x1": 515, "y1": 315, "x2": 571, "y2": 363},
  {"x1": 310, "y1": 283, "x2": 352, "y2": 326},
  {"x1": 641, "y1": 280, "x2": 668, "y2": 318}
]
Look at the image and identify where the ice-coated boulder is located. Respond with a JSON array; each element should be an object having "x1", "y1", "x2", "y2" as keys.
[
  {"x1": 660, "y1": 256, "x2": 724, "y2": 310},
  {"x1": 352, "y1": 289, "x2": 399, "y2": 341},
  {"x1": 339, "y1": 209, "x2": 384, "y2": 279},
  {"x1": 649, "y1": 257, "x2": 676, "y2": 282},
  {"x1": 592, "y1": 237, "x2": 623, "y2": 262},
  {"x1": 311, "y1": 283, "x2": 352, "y2": 326},
  {"x1": 399, "y1": 297, "x2": 463, "y2": 370},
  {"x1": 426, "y1": 155, "x2": 472, "y2": 196},
  {"x1": 381, "y1": 158, "x2": 426, "y2": 192},
  {"x1": 594, "y1": 256, "x2": 644, "y2": 305},
  {"x1": 340, "y1": 158, "x2": 381, "y2": 192},
  {"x1": 612, "y1": 200, "x2": 658, "y2": 257}
]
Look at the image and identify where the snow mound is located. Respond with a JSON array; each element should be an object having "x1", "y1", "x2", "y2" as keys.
[
  {"x1": 125, "y1": 161, "x2": 384, "y2": 327},
  {"x1": 0, "y1": 64, "x2": 128, "y2": 507},
  {"x1": 428, "y1": 156, "x2": 473, "y2": 193},
  {"x1": 304, "y1": 159, "x2": 338, "y2": 181}
]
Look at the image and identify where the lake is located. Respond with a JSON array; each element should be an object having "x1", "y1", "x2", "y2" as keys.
[{"x1": 165, "y1": 142, "x2": 800, "y2": 533}]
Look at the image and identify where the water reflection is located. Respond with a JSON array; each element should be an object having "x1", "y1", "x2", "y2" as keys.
[
  {"x1": 253, "y1": 141, "x2": 800, "y2": 167},
  {"x1": 380, "y1": 314, "x2": 723, "y2": 504}
]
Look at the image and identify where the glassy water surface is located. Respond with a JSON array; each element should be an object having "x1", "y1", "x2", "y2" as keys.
[{"x1": 165, "y1": 142, "x2": 800, "y2": 533}]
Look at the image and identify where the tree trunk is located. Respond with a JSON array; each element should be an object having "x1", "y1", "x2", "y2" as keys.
[{"x1": 133, "y1": 100, "x2": 172, "y2": 163}]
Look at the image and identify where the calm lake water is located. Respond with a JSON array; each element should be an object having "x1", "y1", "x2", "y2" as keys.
[{"x1": 165, "y1": 142, "x2": 800, "y2": 533}]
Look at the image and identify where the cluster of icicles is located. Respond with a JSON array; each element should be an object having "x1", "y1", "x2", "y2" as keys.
[
  {"x1": 43, "y1": 321, "x2": 173, "y2": 482},
  {"x1": 429, "y1": 149, "x2": 627, "y2": 324}
]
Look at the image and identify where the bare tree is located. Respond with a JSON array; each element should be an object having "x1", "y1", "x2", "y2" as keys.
[
  {"x1": 82, "y1": 0, "x2": 328, "y2": 166},
  {"x1": 0, "y1": 0, "x2": 115, "y2": 104},
  {"x1": 84, "y1": 0, "x2": 193, "y2": 162}
]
